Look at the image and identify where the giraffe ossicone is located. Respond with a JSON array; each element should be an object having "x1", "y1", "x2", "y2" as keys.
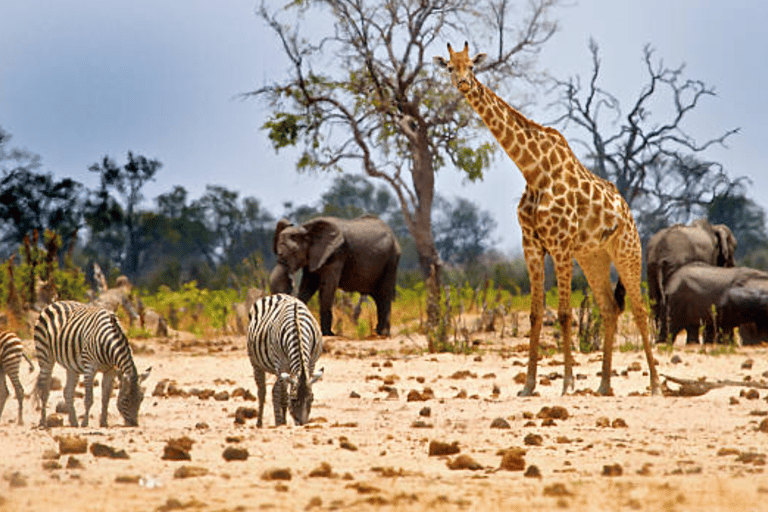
[{"x1": 435, "y1": 42, "x2": 661, "y2": 397}]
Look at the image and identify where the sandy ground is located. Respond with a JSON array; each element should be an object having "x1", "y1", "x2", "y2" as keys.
[{"x1": 2, "y1": 323, "x2": 768, "y2": 512}]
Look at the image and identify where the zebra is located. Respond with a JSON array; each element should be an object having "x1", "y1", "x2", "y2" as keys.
[
  {"x1": 247, "y1": 293, "x2": 324, "y2": 427},
  {"x1": 0, "y1": 330, "x2": 34, "y2": 425},
  {"x1": 34, "y1": 300, "x2": 151, "y2": 428}
]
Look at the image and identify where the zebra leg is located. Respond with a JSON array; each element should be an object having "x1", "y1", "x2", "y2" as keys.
[
  {"x1": 81, "y1": 366, "x2": 98, "y2": 428},
  {"x1": 100, "y1": 370, "x2": 116, "y2": 427},
  {"x1": 35, "y1": 361, "x2": 54, "y2": 428},
  {"x1": 272, "y1": 378, "x2": 288, "y2": 426},
  {"x1": 9, "y1": 372, "x2": 25, "y2": 425},
  {"x1": 63, "y1": 369, "x2": 80, "y2": 427},
  {"x1": 0, "y1": 371, "x2": 8, "y2": 422},
  {"x1": 254, "y1": 368, "x2": 267, "y2": 428}
]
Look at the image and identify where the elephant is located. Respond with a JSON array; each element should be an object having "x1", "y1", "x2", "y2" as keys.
[
  {"x1": 664, "y1": 263, "x2": 768, "y2": 344},
  {"x1": 271, "y1": 215, "x2": 401, "y2": 336},
  {"x1": 646, "y1": 218, "x2": 737, "y2": 342},
  {"x1": 717, "y1": 286, "x2": 768, "y2": 345}
]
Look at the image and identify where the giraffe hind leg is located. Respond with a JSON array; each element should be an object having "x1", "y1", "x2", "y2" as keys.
[{"x1": 577, "y1": 251, "x2": 620, "y2": 396}]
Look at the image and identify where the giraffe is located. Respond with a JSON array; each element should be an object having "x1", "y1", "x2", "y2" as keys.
[{"x1": 435, "y1": 42, "x2": 661, "y2": 397}]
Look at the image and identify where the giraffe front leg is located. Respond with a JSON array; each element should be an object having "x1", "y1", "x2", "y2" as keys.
[{"x1": 519, "y1": 241, "x2": 545, "y2": 397}]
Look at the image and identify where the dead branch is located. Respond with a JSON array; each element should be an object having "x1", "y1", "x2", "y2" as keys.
[{"x1": 661, "y1": 374, "x2": 768, "y2": 397}]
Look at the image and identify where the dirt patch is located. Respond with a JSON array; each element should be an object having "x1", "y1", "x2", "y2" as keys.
[{"x1": 2, "y1": 331, "x2": 768, "y2": 511}]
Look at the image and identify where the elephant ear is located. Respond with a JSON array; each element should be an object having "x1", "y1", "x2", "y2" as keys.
[
  {"x1": 305, "y1": 218, "x2": 345, "y2": 272},
  {"x1": 714, "y1": 224, "x2": 737, "y2": 267},
  {"x1": 273, "y1": 218, "x2": 294, "y2": 255}
]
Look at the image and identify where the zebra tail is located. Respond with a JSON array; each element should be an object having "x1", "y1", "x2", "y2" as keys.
[{"x1": 23, "y1": 352, "x2": 34, "y2": 373}]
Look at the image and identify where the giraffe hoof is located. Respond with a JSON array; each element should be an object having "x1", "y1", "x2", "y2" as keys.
[{"x1": 517, "y1": 387, "x2": 537, "y2": 397}]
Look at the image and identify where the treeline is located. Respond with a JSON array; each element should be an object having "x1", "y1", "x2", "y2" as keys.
[
  {"x1": 3, "y1": 126, "x2": 768, "y2": 300},
  {"x1": 1, "y1": 129, "x2": 516, "y2": 293}
]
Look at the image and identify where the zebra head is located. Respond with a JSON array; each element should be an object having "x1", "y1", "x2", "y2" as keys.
[
  {"x1": 282, "y1": 367, "x2": 324, "y2": 426},
  {"x1": 118, "y1": 366, "x2": 151, "y2": 426}
]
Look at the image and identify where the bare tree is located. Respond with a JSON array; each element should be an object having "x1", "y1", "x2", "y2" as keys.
[
  {"x1": 248, "y1": 0, "x2": 559, "y2": 344},
  {"x1": 548, "y1": 40, "x2": 742, "y2": 240}
]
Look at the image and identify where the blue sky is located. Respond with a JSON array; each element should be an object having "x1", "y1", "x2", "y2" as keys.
[{"x1": 1, "y1": 1, "x2": 766, "y2": 253}]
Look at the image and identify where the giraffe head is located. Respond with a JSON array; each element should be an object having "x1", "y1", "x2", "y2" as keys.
[{"x1": 433, "y1": 42, "x2": 487, "y2": 93}]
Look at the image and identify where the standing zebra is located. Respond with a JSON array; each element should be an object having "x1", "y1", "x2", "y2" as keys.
[
  {"x1": 34, "y1": 300, "x2": 150, "y2": 428},
  {"x1": 247, "y1": 294, "x2": 323, "y2": 427},
  {"x1": 0, "y1": 330, "x2": 34, "y2": 425}
]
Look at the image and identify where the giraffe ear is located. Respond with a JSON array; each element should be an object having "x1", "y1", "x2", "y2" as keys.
[{"x1": 472, "y1": 53, "x2": 488, "y2": 67}]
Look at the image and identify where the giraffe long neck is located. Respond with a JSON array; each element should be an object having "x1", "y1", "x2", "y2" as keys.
[{"x1": 463, "y1": 76, "x2": 563, "y2": 186}]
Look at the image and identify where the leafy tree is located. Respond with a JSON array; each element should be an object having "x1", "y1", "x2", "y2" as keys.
[
  {"x1": 319, "y1": 175, "x2": 396, "y2": 220},
  {"x1": 434, "y1": 196, "x2": 497, "y2": 266},
  {"x1": 85, "y1": 152, "x2": 161, "y2": 280},
  {"x1": 250, "y1": 0, "x2": 560, "y2": 338},
  {"x1": 0, "y1": 127, "x2": 83, "y2": 257},
  {"x1": 549, "y1": 41, "x2": 743, "y2": 241}
]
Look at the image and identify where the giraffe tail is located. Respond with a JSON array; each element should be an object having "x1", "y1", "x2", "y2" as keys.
[{"x1": 614, "y1": 278, "x2": 626, "y2": 313}]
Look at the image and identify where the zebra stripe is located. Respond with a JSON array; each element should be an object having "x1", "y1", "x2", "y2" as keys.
[
  {"x1": 247, "y1": 294, "x2": 323, "y2": 427},
  {"x1": 0, "y1": 330, "x2": 33, "y2": 425},
  {"x1": 34, "y1": 300, "x2": 149, "y2": 428}
]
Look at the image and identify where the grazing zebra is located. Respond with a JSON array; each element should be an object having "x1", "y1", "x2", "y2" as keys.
[
  {"x1": 0, "y1": 330, "x2": 34, "y2": 425},
  {"x1": 34, "y1": 300, "x2": 150, "y2": 428},
  {"x1": 247, "y1": 294, "x2": 323, "y2": 427}
]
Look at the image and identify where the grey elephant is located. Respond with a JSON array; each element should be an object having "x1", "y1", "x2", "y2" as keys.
[
  {"x1": 664, "y1": 263, "x2": 768, "y2": 344},
  {"x1": 717, "y1": 286, "x2": 768, "y2": 345},
  {"x1": 646, "y1": 218, "x2": 736, "y2": 342},
  {"x1": 271, "y1": 215, "x2": 401, "y2": 336}
]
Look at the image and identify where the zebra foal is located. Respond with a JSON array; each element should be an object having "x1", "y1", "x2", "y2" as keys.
[
  {"x1": 247, "y1": 294, "x2": 323, "y2": 427},
  {"x1": 34, "y1": 300, "x2": 150, "y2": 428},
  {"x1": 0, "y1": 330, "x2": 34, "y2": 425}
]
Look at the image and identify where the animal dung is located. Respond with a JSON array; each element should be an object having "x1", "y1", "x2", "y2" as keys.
[
  {"x1": 58, "y1": 436, "x2": 88, "y2": 455},
  {"x1": 162, "y1": 437, "x2": 194, "y2": 461},
  {"x1": 261, "y1": 468, "x2": 292, "y2": 481},
  {"x1": 90, "y1": 443, "x2": 129, "y2": 459},
  {"x1": 428, "y1": 440, "x2": 460, "y2": 456},
  {"x1": 222, "y1": 447, "x2": 249, "y2": 461}
]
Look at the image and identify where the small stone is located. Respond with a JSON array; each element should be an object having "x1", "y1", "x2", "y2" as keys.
[
  {"x1": 174, "y1": 466, "x2": 209, "y2": 478},
  {"x1": 446, "y1": 454, "x2": 483, "y2": 471},
  {"x1": 213, "y1": 390, "x2": 230, "y2": 401},
  {"x1": 595, "y1": 417, "x2": 611, "y2": 428},
  {"x1": 499, "y1": 450, "x2": 526, "y2": 471},
  {"x1": 746, "y1": 389, "x2": 760, "y2": 400},
  {"x1": 349, "y1": 391, "x2": 361, "y2": 399},
  {"x1": 490, "y1": 417, "x2": 511, "y2": 429},
  {"x1": 308, "y1": 462, "x2": 334, "y2": 478},
  {"x1": 524, "y1": 465, "x2": 542, "y2": 478},
  {"x1": 234, "y1": 406, "x2": 257, "y2": 425},
  {"x1": 757, "y1": 418, "x2": 768, "y2": 433},
  {"x1": 162, "y1": 437, "x2": 194, "y2": 461},
  {"x1": 222, "y1": 447, "x2": 248, "y2": 461},
  {"x1": 261, "y1": 468, "x2": 292, "y2": 481},
  {"x1": 428, "y1": 440, "x2": 460, "y2": 456},
  {"x1": 115, "y1": 475, "x2": 141, "y2": 484},
  {"x1": 538, "y1": 405, "x2": 569, "y2": 420},
  {"x1": 611, "y1": 418, "x2": 628, "y2": 428},
  {"x1": 543, "y1": 483, "x2": 573, "y2": 497},
  {"x1": 742, "y1": 359, "x2": 754, "y2": 370},
  {"x1": 42, "y1": 460, "x2": 62, "y2": 470},
  {"x1": 602, "y1": 463, "x2": 623, "y2": 476},
  {"x1": 671, "y1": 355, "x2": 682, "y2": 364},
  {"x1": 90, "y1": 443, "x2": 129, "y2": 459},
  {"x1": 406, "y1": 390, "x2": 427, "y2": 402},
  {"x1": 419, "y1": 407, "x2": 431, "y2": 417},
  {"x1": 524, "y1": 433, "x2": 543, "y2": 446},
  {"x1": 339, "y1": 436, "x2": 358, "y2": 451},
  {"x1": 58, "y1": 436, "x2": 87, "y2": 455}
]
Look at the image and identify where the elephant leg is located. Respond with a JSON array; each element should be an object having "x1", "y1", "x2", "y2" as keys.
[
  {"x1": 317, "y1": 272, "x2": 341, "y2": 337},
  {"x1": 372, "y1": 292, "x2": 391, "y2": 337},
  {"x1": 685, "y1": 326, "x2": 699, "y2": 344}
]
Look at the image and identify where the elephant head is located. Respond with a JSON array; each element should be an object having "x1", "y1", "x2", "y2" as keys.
[{"x1": 273, "y1": 218, "x2": 346, "y2": 273}]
